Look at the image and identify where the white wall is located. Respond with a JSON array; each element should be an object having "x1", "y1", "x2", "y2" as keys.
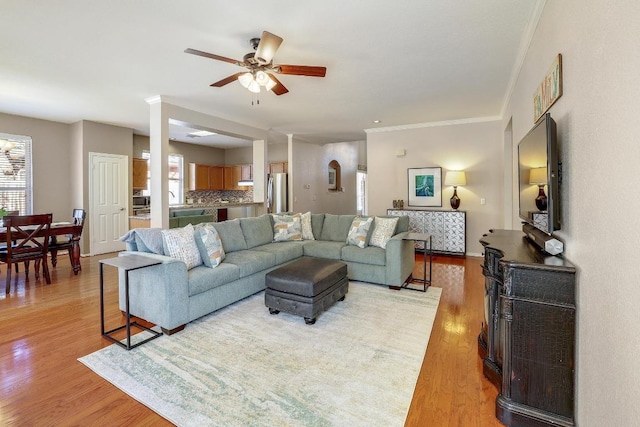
[
  {"x1": 367, "y1": 120, "x2": 503, "y2": 255},
  {"x1": 290, "y1": 139, "x2": 323, "y2": 213},
  {"x1": 503, "y1": 1, "x2": 640, "y2": 424}
]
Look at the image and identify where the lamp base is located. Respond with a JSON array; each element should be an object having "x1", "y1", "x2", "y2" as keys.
[
  {"x1": 535, "y1": 186, "x2": 548, "y2": 211},
  {"x1": 450, "y1": 187, "x2": 460, "y2": 210}
]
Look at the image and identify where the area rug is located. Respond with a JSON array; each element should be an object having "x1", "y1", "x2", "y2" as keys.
[{"x1": 79, "y1": 282, "x2": 441, "y2": 427}]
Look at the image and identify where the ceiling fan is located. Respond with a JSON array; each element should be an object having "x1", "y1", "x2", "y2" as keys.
[{"x1": 185, "y1": 31, "x2": 326, "y2": 96}]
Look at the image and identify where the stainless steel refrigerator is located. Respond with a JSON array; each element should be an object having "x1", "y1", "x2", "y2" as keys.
[{"x1": 267, "y1": 173, "x2": 287, "y2": 213}]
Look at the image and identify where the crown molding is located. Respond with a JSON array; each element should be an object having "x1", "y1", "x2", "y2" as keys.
[{"x1": 364, "y1": 115, "x2": 501, "y2": 134}]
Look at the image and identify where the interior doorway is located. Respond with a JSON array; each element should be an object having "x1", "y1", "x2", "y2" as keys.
[
  {"x1": 357, "y1": 170, "x2": 367, "y2": 215},
  {"x1": 89, "y1": 152, "x2": 128, "y2": 255}
]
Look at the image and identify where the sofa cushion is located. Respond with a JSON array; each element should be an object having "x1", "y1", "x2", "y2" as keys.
[
  {"x1": 302, "y1": 240, "x2": 346, "y2": 260},
  {"x1": 251, "y1": 241, "x2": 304, "y2": 264},
  {"x1": 223, "y1": 250, "x2": 276, "y2": 278},
  {"x1": 378, "y1": 215, "x2": 409, "y2": 233},
  {"x1": 346, "y1": 216, "x2": 374, "y2": 248},
  {"x1": 194, "y1": 223, "x2": 225, "y2": 268},
  {"x1": 272, "y1": 213, "x2": 303, "y2": 242},
  {"x1": 187, "y1": 263, "x2": 240, "y2": 296},
  {"x1": 240, "y1": 215, "x2": 274, "y2": 248},
  {"x1": 369, "y1": 216, "x2": 399, "y2": 249},
  {"x1": 161, "y1": 224, "x2": 202, "y2": 270},
  {"x1": 319, "y1": 214, "x2": 355, "y2": 242},
  {"x1": 213, "y1": 219, "x2": 247, "y2": 253},
  {"x1": 311, "y1": 213, "x2": 324, "y2": 240},
  {"x1": 341, "y1": 245, "x2": 386, "y2": 266},
  {"x1": 301, "y1": 211, "x2": 315, "y2": 240}
]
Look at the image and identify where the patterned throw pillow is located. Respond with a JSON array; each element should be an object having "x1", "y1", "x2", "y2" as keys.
[
  {"x1": 301, "y1": 211, "x2": 315, "y2": 240},
  {"x1": 346, "y1": 216, "x2": 373, "y2": 248},
  {"x1": 369, "y1": 216, "x2": 399, "y2": 249},
  {"x1": 272, "y1": 213, "x2": 303, "y2": 242},
  {"x1": 194, "y1": 223, "x2": 225, "y2": 268},
  {"x1": 161, "y1": 224, "x2": 202, "y2": 270}
]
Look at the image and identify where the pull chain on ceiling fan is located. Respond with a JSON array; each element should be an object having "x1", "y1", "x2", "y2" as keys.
[{"x1": 185, "y1": 31, "x2": 327, "y2": 96}]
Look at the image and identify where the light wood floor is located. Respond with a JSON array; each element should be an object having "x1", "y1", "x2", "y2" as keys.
[{"x1": 0, "y1": 252, "x2": 502, "y2": 426}]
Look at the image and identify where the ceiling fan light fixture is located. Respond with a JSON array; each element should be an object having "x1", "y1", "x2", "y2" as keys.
[
  {"x1": 238, "y1": 72, "x2": 253, "y2": 88},
  {"x1": 255, "y1": 70, "x2": 269, "y2": 86},
  {"x1": 265, "y1": 77, "x2": 277, "y2": 92},
  {"x1": 248, "y1": 80, "x2": 261, "y2": 93}
]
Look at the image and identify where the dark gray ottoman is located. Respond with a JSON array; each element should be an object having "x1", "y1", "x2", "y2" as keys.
[{"x1": 265, "y1": 257, "x2": 348, "y2": 324}]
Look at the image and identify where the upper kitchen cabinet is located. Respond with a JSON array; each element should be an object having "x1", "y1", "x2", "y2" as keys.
[
  {"x1": 240, "y1": 164, "x2": 252, "y2": 181},
  {"x1": 189, "y1": 163, "x2": 225, "y2": 191},
  {"x1": 132, "y1": 158, "x2": 148, "y2": 190},
  {"x1": 269, "y1": 162, "x2": 287, "y2": 174},
  {"x1": 209, "y1": 166, "x2": 224, "y2": 190}
]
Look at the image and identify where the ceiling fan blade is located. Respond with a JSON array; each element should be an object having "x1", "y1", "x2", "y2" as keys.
[
  {"x1": 254, "y1": 31, "x2": 283, "y2": 65},
  {"x1": 185, "y1": 48, "x2": 241, "y2": 65},
  {"x1": 210, "y1": 73, "x2": 245, "y2": 87},
  {"x1": 276, "y1": 64, "x2": 326, "y2": 77},
  {"x1": 267, "y1": 73, "x2": 289, "y2": 96}
]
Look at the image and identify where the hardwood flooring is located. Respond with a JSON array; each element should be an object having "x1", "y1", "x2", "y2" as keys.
[{"x1": 0, "y1": 252, "x2": 502, "y2": 426}]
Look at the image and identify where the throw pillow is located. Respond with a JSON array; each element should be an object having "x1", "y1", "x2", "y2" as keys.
[
  {"x1": 272, "y1": 213, "x2": 303, "y2": 242},
  {"x1": 346, "y1": 216, "x2": 373, "y2": 248},
  {"x1": 300, "y1": 211, "x2": 315, "y2": 240},
  {"x1": 161, "y1": 224, "x2": 202, "y2": 270},
  {"x1": 194, "y1": 223, "x2": 225, "y2": 268},
  {"x1": 369, "y1": 216, "x2": 399, "y2": 249}
]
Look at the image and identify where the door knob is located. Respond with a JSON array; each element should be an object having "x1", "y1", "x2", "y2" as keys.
[{"x1": 120, "y1": 207, "x2": 126, "y2": 211}]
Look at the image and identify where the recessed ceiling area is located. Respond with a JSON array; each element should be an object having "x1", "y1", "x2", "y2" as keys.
[{"x1": 167, "y1": 122, "x2": 252, "y2": 149}]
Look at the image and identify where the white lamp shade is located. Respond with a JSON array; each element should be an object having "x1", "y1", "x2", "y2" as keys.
[
  {"x1": 255, "y1": 70, "x2": 270, "y2": 86},
  {"x1": 247, "y1": 80, "x2": 261, "y2": 93},
  {"x1": 445, "y1": 170, "x2": 467, "y2": 186},
  {"x1": 238, "y1": 72, "x2": 253, "y2": 88},
  {"x1": 265, "y1": 76, "x2": 277, "y2": 91},
  {"x1": 529, "y1": 167, "x2": 547, "y2": 185}
]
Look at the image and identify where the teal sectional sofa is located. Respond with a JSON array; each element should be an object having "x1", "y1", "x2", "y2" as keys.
[{"x1": 119, "y1": 213, "x2": 413, "y2": 334}]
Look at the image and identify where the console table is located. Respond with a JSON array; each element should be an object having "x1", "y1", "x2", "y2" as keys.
[
  {"x1": 479, "y1": 229, "x2": 576, "y2": 427},
  {"x1": 387, "y1": 209, "x2": 465, "y2": 255}
]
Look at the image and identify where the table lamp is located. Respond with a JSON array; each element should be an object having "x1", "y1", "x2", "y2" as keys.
[
  {"x1": 445, "y1": 171, "x2": 467, "y2": 210},
  {"x1": 529, "y1": 167, "x2": 548, "y2": 211}
]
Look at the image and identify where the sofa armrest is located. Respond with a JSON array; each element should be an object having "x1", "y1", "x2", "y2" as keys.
[
  {"x1": 117, "y1": 251, "x2": 190, "y2": 330},
  {"x1": 384, "y1": 231, "x2": 414, "y2": 286}
]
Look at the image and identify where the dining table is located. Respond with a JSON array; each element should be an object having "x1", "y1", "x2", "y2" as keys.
[{"x1": 0, "y1": 221, "x2": 84, "y2": 274}]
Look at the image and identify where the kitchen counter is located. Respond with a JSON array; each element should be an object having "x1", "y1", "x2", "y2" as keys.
[{"x1": 129, "y1": 202, "x2": 262, "y2": 224}]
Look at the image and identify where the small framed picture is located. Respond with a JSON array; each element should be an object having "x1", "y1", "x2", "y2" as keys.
[
  {"x1": 328, "y1": 168, "x2": 336, "y2": 190},
  {"x1": 408, "y1": 167, "x2": 442, "y2": 207}
]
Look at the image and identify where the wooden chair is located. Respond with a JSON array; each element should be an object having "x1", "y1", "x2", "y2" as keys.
[
  {"x1": 48, "y1": 209, "x2": 86, "y2": 269},
  {"x1": 0, "y1": 210, "x2": 22, "y2": 274},
  {"x1": 1, "y1": 213, "x2": 53, "y2": 294}
]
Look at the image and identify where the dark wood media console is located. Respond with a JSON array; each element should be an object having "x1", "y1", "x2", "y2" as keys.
[{"x1": 479, "y1": 229, "x2": 576, "y2": 427}]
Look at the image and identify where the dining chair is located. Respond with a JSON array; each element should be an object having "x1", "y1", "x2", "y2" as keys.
[
  {"x1": 0, "y1": 210, "x2": 22, "y2": 274},
  {"x1": 47, "y1": 208, "x2": 86, "y2": 269},
  {"x1": 1, "y1": 213, "x2": 53, "y2": 294}
]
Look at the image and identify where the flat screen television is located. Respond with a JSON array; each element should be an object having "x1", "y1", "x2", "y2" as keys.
[{"x1": 517, "y1": 113, "x2": 560, "y2": 235}]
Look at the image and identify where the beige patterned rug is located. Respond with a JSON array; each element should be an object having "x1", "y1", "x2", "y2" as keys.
[{"x1": 79, "y1": 282, "x2": 441, "y2": 426}]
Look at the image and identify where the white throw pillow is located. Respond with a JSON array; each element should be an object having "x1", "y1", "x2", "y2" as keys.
[
  {"x1": 300, "y1": 211, "x2": 315, "y2": 240},
  {"x1": 272, "y1": 213, "x2": 303, "y2": 242},
  {"x1": 369, "y1": 216, "x2": 399, "y2": 249},
  {"x1": 346, "y1": 216, "x2": 373, "y2": 248},
  {"x1": 161, "y1": 224, "x2": 202, "y2": 270},
  {"x1": 194, "y1": 223, "x2": 225, "y2": 268}
]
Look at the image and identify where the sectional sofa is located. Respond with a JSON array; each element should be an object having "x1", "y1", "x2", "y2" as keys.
[{"x1": 118, "y1": 213, "x2": 413, "y2": 334}]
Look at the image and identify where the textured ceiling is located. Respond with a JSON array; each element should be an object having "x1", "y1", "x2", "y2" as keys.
[{"x1": 0, "y1": 1, "x2": 541, "y2": 146}]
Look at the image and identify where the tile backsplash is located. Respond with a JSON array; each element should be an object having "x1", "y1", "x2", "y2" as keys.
[{"x1": 185, "y1": 189, "x2": 254, "y2": 205}]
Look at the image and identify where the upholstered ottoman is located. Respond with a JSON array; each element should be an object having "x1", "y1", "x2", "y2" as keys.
[{"x1": 265, "y1": 257, "x2": 348, "y2": 324}]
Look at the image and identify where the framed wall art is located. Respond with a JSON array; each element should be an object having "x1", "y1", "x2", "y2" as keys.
[
  {"x1": 408, "y1": 167, "x2": 442, "y2": 207},
  {"x1": 533, "y1": 53, "x2": 563, "y2": 122}
]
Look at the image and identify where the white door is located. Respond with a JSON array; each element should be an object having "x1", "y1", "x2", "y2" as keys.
[{"x1": 90, "y1": 152, "x2": 128, "y2": 255}]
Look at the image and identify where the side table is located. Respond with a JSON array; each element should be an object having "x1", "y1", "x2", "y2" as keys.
[
  {"x1": 100, "y1": 254, "x2": 163, "y2": 350},
  {"x1": 401, "y1": 232, "x2": 433, "y2": 292}
]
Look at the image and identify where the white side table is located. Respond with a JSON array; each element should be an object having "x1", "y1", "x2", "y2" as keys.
[
  {"x1": 100, "y1": 254, "x2": 163, "y2": 350},
  {"x1": 401, "y1": 232, "x2": 433, "y2": 292}
]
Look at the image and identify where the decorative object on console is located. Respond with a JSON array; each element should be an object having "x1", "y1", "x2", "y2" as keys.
[
  {"x1": 408, "y1": 167, "x2": 442, "y2": 207},
  {"x1": 528, "y1": 166, "x2": 548, "y2": 211},
  {"x1": 444, "y1": 170, "x2": 467, "y2": 210},
  {"x1": 533, "y1": 53, "x2": 563, "y2": 122}
]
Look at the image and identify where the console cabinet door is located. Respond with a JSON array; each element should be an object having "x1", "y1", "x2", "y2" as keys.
[{"x1": 386, "y1": 209, "x2": 465, "y2": 255}]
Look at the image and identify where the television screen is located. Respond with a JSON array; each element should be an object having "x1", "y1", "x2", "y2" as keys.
[{"x1": 517, "y1": 113, "x2": 560, "y2": 235}]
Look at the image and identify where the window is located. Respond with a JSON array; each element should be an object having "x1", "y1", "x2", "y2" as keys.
[
  {"x1": 141, "y1": 151, "x2": 183, "y2": 205},
  {"x1": 0, "y1": 133, "x2": 32, "y2": 214}
]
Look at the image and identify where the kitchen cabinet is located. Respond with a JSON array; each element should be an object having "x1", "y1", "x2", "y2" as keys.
[
  {"x1": 189, "y1": 163, "x2": 225, "y2": 191},
  {"x1": 129, "y1": 217, "x2": 150, "y2": 229},
  {"x1": 132, "y1": 158, "x2": 148, "y2": 190},
  {"x1": 240, "y1": 164, "x2": 252, "y2": 181},
  {"x1": 223, "y1": 166, "x2": 242, "y2": 191},
  {"x1": 269, "y1": 162, "x2": 287, "y2": 174}
]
